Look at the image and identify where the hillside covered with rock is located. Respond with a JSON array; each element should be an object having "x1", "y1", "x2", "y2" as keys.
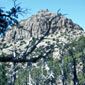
[
  {"x1": 0, "y1": 9, "x2": 85, "y2": 85},
  {"x1": 0, "y1": 9, "x2": 85, "y2": 57}
]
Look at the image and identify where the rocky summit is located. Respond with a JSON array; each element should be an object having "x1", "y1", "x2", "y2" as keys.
[{"x1": 0, "y1": 9, "x2": 85, "y2": 58}]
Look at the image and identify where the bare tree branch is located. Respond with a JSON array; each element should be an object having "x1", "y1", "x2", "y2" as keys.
[{"x1": 0, "y1": 48, "x2": 52, "y2": 63}]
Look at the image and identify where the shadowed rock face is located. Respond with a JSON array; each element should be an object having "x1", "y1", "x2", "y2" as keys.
[{"x1": 3, "y1": 9, "x2": 83, "y2": 42}]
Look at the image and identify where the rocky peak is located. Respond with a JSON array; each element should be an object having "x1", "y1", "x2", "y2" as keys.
[
  {"x1": 3, "y1": 9, "x2": 84, "y2": 42},
  {"x1": 0, "y1": 9, "x2": 85, "y2": 59}
]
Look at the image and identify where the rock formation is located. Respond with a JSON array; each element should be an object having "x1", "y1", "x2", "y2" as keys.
[
  {"x1": 0, "y1": 9, "x2": 85, "y2": 58},
  {"x1": 0, "y1": 9, "x2": 85, "y2": 85}
]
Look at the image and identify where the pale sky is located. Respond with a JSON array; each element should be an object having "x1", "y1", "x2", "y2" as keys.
[{"x1": 0, "y1": 0, "x2": 85, "y2": 29}]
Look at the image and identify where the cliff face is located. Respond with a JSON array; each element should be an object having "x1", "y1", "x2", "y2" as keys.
[{"x1": 0, "y1": 9, "x2": 85, "y2": 58}]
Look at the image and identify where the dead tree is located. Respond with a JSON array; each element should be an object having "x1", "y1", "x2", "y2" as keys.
[
  {"x1": 0, "y1": 4, "x2": 63, "y2": 84},
  {"x1": 69, "y1": 49, "x2": 79, "y2": 85}
]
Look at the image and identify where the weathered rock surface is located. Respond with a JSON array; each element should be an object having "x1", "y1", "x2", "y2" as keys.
[{"x1": 0, "y1": 9, "x2": 85, "y2": 59}]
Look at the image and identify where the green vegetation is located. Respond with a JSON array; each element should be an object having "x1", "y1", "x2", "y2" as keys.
[
  {"x1": 0, "y1": 36, "x2": 85, "y2": 85},
  {"x1": 0, "y1": 63, "x2": 7, "y2": 85}
]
